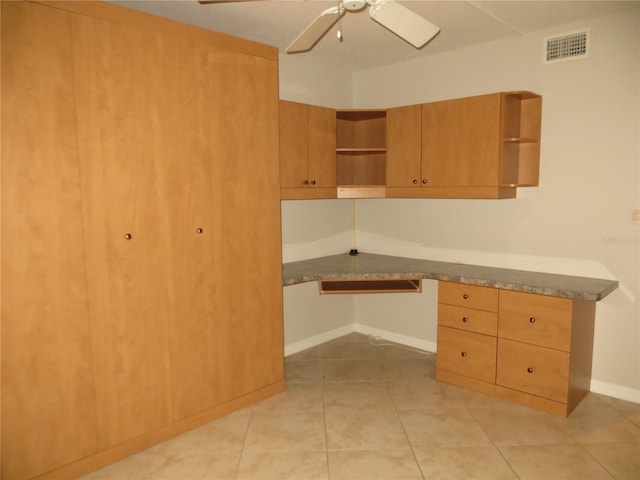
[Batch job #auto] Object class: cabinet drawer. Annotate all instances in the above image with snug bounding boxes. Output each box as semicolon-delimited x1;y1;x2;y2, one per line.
438;303;498;336
437;326;496;384
499;290;572;351
438;281;498;312
496;338;569;403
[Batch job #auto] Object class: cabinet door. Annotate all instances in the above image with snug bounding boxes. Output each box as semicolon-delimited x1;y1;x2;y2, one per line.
280;100;308;188
386;104;422;187
1;3;99;478
422;94;501;186
72;14;174;449
307;104;336;188
160;42;234;420
224;53;284;396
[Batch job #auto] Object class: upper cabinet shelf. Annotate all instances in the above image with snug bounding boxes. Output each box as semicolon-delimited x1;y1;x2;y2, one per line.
279;91;542;200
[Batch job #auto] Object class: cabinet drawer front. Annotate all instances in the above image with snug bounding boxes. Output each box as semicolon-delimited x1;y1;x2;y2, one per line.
499;290;572;351
438;281;498;312
496;339;569;403
437;326;496;384
439;304;498;336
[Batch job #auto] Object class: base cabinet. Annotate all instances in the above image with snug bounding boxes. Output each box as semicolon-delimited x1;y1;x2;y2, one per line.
436;281;596;417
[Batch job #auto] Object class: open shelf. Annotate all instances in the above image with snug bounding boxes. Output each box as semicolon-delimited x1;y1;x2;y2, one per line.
319;278;422;294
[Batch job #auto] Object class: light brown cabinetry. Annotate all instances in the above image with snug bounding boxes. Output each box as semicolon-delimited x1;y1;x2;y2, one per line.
386;104;423;188
1;4;100;478
436;282;596;416
2;2;283;479
336;110;387;198
436;282;499;396
280;100;336;199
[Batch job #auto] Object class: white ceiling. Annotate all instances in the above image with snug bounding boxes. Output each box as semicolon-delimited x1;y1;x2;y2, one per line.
111;0;638;70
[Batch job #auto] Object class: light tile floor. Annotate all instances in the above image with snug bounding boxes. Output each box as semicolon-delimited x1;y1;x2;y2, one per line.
82;333;640;479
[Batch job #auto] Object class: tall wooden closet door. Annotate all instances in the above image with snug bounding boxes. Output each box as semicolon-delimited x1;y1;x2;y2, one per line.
1;3;99;478
160;40;234;420
71;14;174;449
224;53;284;396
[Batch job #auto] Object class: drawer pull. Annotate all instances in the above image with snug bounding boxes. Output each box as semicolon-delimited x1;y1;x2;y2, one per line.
124;233;132;240
529;317;536;323
462;317;469;323
462;293;469;299
461;351;467;358
527;367;534;373
196;227;204;234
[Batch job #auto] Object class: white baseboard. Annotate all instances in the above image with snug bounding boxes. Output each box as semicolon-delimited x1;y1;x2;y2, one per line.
353;323;437;353
284;325;356;357
590;379;640;404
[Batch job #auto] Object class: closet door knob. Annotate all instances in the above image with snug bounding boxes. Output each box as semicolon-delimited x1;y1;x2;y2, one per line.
124;233;132;240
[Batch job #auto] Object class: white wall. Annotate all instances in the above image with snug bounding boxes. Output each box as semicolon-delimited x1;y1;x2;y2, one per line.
352;10;640;401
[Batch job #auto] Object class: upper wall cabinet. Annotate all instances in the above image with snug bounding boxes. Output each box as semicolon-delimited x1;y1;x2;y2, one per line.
280;100;336;200
387;92;542;199
281;91;542;201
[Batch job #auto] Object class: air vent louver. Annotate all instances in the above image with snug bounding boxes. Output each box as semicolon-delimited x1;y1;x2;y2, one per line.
544;29;590;64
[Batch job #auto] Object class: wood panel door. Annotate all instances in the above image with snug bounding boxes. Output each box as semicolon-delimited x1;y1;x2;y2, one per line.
386;104;422;187
1;3;99;478
224;53;284;397
307;104;336;188
71;13;175;449
159;39;234;420
280;100;308;188
422;94;501;187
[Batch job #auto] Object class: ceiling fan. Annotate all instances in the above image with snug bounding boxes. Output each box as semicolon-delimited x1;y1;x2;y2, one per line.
199;0;440;53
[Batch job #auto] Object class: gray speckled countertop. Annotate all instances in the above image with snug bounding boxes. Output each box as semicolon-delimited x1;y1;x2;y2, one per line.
282;253;618;301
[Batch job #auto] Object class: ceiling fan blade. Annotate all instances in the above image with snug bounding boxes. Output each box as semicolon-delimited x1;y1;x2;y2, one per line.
286;6;345;53
368;0;440;48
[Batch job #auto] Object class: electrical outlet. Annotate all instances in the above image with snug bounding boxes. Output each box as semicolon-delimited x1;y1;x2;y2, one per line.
632;208;640;224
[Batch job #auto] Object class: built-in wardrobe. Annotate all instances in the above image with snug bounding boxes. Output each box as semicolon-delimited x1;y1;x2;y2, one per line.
1;2;284;478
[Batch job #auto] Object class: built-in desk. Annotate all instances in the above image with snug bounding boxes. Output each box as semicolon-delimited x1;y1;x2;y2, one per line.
282;253;618;416
282;252;618;300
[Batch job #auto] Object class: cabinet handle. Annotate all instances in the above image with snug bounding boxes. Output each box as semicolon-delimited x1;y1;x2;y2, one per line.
310;180;316;185
462;293;469;299
527;367;534;373
462;317;469;323
196;227;204;234
422;179;428;184
124;233;132;240
529;317;536;323
460;351;467;358
412;179;418;185
303;180;309;185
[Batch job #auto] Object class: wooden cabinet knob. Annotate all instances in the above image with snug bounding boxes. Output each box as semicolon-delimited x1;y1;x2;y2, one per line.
529;317;536;323
460;351;467;358
462;317;469;323
310;180;316;185
303;180;309;185
462;293;469;299
527;367;534;373
412;179;418;185
196;227;204;234
124;233;132;240
422;179;427;184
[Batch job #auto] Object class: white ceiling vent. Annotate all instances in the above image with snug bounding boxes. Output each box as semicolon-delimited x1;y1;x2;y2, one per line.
543;28;590;64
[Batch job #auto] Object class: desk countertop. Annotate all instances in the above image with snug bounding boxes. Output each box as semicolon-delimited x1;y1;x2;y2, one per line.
282;253;618;301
